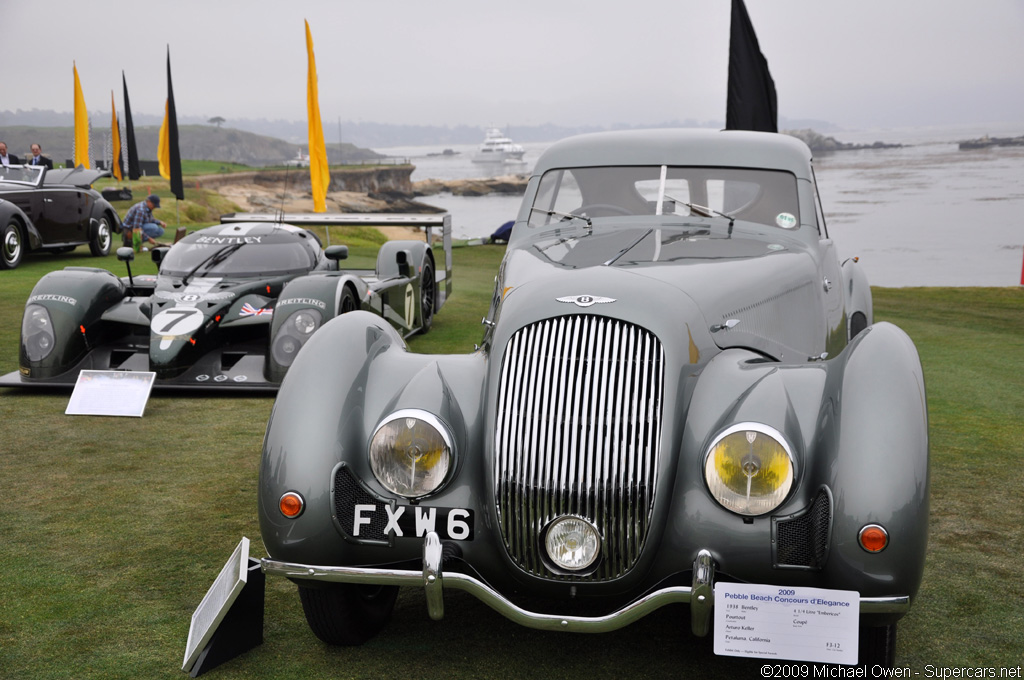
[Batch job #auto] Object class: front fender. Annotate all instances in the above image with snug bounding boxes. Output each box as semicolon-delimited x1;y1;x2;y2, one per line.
20;267;125;378
267;273;367;382
259;311;487;566
674;322;927;605
825;322;929;602
1;200;43;250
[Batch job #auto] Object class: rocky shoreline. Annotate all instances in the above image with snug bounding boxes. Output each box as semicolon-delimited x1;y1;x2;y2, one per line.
784;129;902;152
957;135;1024;150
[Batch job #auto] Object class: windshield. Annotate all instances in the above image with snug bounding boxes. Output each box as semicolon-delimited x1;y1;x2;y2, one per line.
528;165;800;230
0;164;44;187
159;241;317;278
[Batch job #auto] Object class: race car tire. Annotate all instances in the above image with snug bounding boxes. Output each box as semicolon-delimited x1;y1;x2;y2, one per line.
89;215;113;257
1;219;24;270
339;285;358;314
420;258;435;332
297;583;399;646
858;623;896;667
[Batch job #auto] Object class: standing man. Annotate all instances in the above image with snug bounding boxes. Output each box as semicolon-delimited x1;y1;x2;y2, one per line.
28;144;53;169
122;194;167;251
0;141;19;166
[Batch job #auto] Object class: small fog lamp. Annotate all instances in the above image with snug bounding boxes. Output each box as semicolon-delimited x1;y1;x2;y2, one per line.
279;491;305;518
859;524;888;553
545;516;601;571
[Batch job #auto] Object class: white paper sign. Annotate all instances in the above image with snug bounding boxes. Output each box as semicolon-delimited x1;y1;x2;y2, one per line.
714;582;859;665
66;370;157;417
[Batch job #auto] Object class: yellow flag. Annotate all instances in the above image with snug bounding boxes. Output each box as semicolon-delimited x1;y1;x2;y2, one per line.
158;99;170;180
73;63;90;169
305;20;330;213
110;91;123;181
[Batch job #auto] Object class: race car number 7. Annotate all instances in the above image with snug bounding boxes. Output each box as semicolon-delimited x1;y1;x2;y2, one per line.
151;307;205;337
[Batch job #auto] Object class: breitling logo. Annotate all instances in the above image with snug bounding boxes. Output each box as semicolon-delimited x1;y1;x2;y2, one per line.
556;295;616;308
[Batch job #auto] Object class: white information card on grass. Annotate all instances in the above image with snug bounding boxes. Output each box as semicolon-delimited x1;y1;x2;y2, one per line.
66;370;157;417
714;582;859;665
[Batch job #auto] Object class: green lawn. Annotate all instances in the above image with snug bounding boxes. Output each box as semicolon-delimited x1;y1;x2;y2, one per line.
0;245;1021;678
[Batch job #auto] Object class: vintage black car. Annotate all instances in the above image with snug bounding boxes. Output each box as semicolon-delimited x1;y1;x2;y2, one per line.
2;214;451;390
0;165;120;269
256;129;928;666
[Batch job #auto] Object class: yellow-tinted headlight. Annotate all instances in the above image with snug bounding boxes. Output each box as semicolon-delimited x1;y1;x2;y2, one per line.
703;423;794;516
369;410;452;498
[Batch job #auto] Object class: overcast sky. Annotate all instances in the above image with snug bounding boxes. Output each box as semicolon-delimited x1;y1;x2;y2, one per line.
4;0;1023;131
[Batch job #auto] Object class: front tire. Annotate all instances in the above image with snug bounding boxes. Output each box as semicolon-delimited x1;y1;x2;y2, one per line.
297;583;399;646
89;216;112;257
339;285;358;314
858;623;896;666
419;258;435;332
1;220;24;270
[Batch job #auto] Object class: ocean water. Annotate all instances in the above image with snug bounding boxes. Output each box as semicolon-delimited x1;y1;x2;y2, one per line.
377;122;1024;287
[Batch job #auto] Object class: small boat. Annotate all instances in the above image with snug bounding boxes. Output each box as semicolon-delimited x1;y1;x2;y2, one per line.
472;128;525;164
284;150;311;167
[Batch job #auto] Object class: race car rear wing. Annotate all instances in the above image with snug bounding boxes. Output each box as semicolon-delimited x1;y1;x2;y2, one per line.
220;212;453;311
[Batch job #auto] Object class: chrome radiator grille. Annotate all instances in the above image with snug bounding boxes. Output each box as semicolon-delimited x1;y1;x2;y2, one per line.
494;315;665;580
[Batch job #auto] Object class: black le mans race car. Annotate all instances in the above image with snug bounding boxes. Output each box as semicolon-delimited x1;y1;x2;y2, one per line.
1;213;451;390
0;165;120;269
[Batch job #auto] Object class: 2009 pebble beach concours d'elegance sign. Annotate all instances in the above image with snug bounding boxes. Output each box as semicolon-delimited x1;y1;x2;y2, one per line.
714;583;859;664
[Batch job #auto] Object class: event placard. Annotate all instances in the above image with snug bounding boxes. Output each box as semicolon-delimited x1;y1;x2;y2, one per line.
65;370;157;417
714;582;859;665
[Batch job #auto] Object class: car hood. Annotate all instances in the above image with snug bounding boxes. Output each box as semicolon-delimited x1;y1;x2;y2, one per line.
497;233;824;362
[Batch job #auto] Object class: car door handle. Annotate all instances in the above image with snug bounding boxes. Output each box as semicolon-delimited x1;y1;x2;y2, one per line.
44;198;54;203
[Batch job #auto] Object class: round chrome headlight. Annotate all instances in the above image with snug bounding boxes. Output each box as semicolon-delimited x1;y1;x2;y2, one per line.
703;423;795;516
23;304;56;362
545;516;601;571
369;410;452;498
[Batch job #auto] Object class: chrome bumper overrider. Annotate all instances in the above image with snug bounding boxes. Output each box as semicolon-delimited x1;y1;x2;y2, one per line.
261;532;910;636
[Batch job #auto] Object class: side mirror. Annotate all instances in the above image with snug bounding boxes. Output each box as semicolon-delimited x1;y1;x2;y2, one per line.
151;247;170;264
116;246;135;262
325;245;349;261
396;250;411;278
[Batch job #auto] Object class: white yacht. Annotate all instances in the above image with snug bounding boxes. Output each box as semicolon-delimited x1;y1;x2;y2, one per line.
471;128;526;163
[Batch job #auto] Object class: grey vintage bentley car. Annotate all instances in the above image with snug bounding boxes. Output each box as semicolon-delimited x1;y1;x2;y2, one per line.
257;129;929;665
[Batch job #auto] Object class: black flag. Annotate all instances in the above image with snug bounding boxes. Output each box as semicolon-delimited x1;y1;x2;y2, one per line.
122;72;141;180
725;0;778;133
164;47;184;200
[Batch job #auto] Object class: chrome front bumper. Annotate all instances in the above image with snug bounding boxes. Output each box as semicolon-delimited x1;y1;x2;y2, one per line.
261;532;910;637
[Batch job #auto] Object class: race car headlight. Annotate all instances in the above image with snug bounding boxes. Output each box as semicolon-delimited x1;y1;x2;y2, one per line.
703;423;795;516
23;304;56;362
293;311;318;334
271;308;323;366
369;410;452;498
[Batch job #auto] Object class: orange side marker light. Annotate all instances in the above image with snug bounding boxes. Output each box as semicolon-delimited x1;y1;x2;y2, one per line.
859;524;889;553
279;492;304;518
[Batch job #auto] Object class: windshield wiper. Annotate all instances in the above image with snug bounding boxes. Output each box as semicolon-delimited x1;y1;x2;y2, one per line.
529;206;592;228
664;194;736;233
603;229;653;266
182;243;244;285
